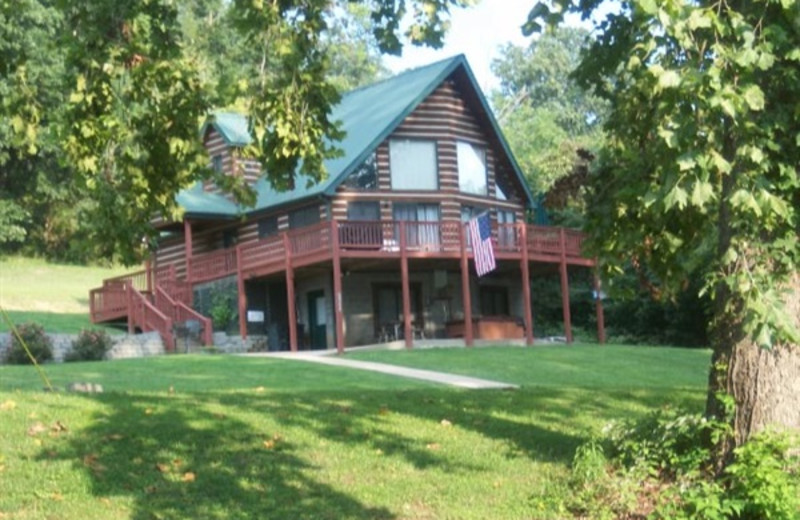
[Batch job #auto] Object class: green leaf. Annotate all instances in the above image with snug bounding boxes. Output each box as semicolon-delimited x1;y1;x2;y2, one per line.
742;85;765;111
690;181;714;207
664;185;688;210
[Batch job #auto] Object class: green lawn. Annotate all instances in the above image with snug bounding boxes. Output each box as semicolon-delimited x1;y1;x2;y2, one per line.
0;256;130;333
0;347;710;519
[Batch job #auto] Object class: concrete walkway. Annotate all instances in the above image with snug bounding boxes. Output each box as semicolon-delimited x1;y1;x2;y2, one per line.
253;352;518;390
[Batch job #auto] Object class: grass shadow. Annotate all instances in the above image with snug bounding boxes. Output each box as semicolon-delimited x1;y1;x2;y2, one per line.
40;392;394;520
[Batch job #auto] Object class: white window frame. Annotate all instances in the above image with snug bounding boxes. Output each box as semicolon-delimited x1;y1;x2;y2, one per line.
390;139;438;191
457;141;488;196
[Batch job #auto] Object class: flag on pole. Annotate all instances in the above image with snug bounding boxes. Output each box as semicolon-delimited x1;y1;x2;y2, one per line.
468;212;496;277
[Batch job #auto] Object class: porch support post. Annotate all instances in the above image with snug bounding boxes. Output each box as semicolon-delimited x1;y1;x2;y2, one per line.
126;282;134;335
236;244;247;339
593;272;606;344
559;228;573;343
459;222;474;346
399;221;412;348
284;232;298;352
145;257;153;293
184;218;193;283
331;220;345;354
520;224;534;345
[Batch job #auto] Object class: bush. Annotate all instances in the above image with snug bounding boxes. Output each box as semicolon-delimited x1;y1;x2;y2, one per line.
567;410;800;520
65;329;113;362
5;322;53;364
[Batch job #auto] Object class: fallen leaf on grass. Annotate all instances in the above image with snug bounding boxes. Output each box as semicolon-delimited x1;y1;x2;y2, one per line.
144;408;154;415
0;400;16;411
426;443;441;450
172;458;183;468
104;433;124;441
181;472;196;482
51;421;68;433
83;454;106;474
51;492;64;501
155;463;170;473
27;422;47;436
439;419;452;427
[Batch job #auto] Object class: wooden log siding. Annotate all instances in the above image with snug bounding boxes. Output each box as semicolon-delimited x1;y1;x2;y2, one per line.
203;128;231;193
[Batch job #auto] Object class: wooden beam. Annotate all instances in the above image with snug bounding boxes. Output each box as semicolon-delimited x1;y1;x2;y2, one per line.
459;222;474;346
236;243;247;339
559;228;573;343
284;232;298;352
520;224;534;345
399;222;412;349
594;272;606;344
184;219;193;283
331;221;345;354
145;257;153;294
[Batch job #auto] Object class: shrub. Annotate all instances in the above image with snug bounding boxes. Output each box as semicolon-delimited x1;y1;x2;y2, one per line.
5;322;53;364
65;329;113;362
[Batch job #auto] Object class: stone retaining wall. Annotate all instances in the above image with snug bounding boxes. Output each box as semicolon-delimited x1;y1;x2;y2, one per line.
0;332;166;363
0;331;271;363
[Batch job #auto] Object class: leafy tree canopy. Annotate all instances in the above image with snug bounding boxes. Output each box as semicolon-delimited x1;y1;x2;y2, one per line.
1;0;471;263
527;0;800;456
491;27;607;201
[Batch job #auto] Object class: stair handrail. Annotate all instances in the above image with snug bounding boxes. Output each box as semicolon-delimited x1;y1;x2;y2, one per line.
154;285;213;346
127;283;175;352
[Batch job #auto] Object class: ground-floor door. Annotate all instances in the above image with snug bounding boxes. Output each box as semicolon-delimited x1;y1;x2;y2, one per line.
307;290;327;350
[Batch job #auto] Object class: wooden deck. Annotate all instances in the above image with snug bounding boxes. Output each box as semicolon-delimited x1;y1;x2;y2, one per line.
90;220;597;351
188;221;592;284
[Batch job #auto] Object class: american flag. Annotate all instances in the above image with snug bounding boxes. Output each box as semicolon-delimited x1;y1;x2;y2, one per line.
468;213;496;277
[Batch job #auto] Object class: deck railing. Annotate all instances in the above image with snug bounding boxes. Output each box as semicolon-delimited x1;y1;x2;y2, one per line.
191;248;237;283
154;286;213;346
92;220;590;342
128;284;175;351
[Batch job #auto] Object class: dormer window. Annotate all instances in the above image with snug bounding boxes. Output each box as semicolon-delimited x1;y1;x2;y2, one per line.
457;141;487;196
390;139;437;190
212;154;223;173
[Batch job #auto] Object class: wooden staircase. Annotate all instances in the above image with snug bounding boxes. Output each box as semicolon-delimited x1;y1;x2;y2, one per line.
89;266;212;351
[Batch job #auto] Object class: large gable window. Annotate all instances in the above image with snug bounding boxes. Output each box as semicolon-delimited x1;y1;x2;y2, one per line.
457;141;487;195
390;140;437;190
343;152;377;191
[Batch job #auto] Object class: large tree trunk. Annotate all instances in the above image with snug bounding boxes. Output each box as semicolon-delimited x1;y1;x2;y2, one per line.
706;272;800;468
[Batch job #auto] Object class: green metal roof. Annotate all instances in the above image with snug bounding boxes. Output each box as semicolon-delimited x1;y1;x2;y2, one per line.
182;54;535;218
200;112;252;147
177;182;239;218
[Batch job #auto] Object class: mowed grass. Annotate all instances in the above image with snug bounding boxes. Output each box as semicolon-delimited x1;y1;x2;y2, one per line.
0;256;130;333
0;346;710;519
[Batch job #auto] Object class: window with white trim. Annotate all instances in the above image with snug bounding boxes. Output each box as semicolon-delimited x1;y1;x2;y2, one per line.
457;141;487;195
390;140;437;190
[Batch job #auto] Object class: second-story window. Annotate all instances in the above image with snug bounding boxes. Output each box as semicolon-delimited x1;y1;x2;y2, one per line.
389;139;437;191
343;153;378;191
347;201;380;221
289;206;321;229
212;154;223;173
257;216;279;239
457;141;487;195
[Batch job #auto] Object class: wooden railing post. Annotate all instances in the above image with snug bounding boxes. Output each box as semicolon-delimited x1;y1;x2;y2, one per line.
459;222;474;347
126;282;134;335
399;221;412;348
331;220;345;353
284;232;298;352
184;219;193;283
236;243;247;340
559;228;573;343
520;224;534;346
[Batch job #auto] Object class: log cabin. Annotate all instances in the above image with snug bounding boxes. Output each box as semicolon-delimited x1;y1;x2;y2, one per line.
89;55;605;352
